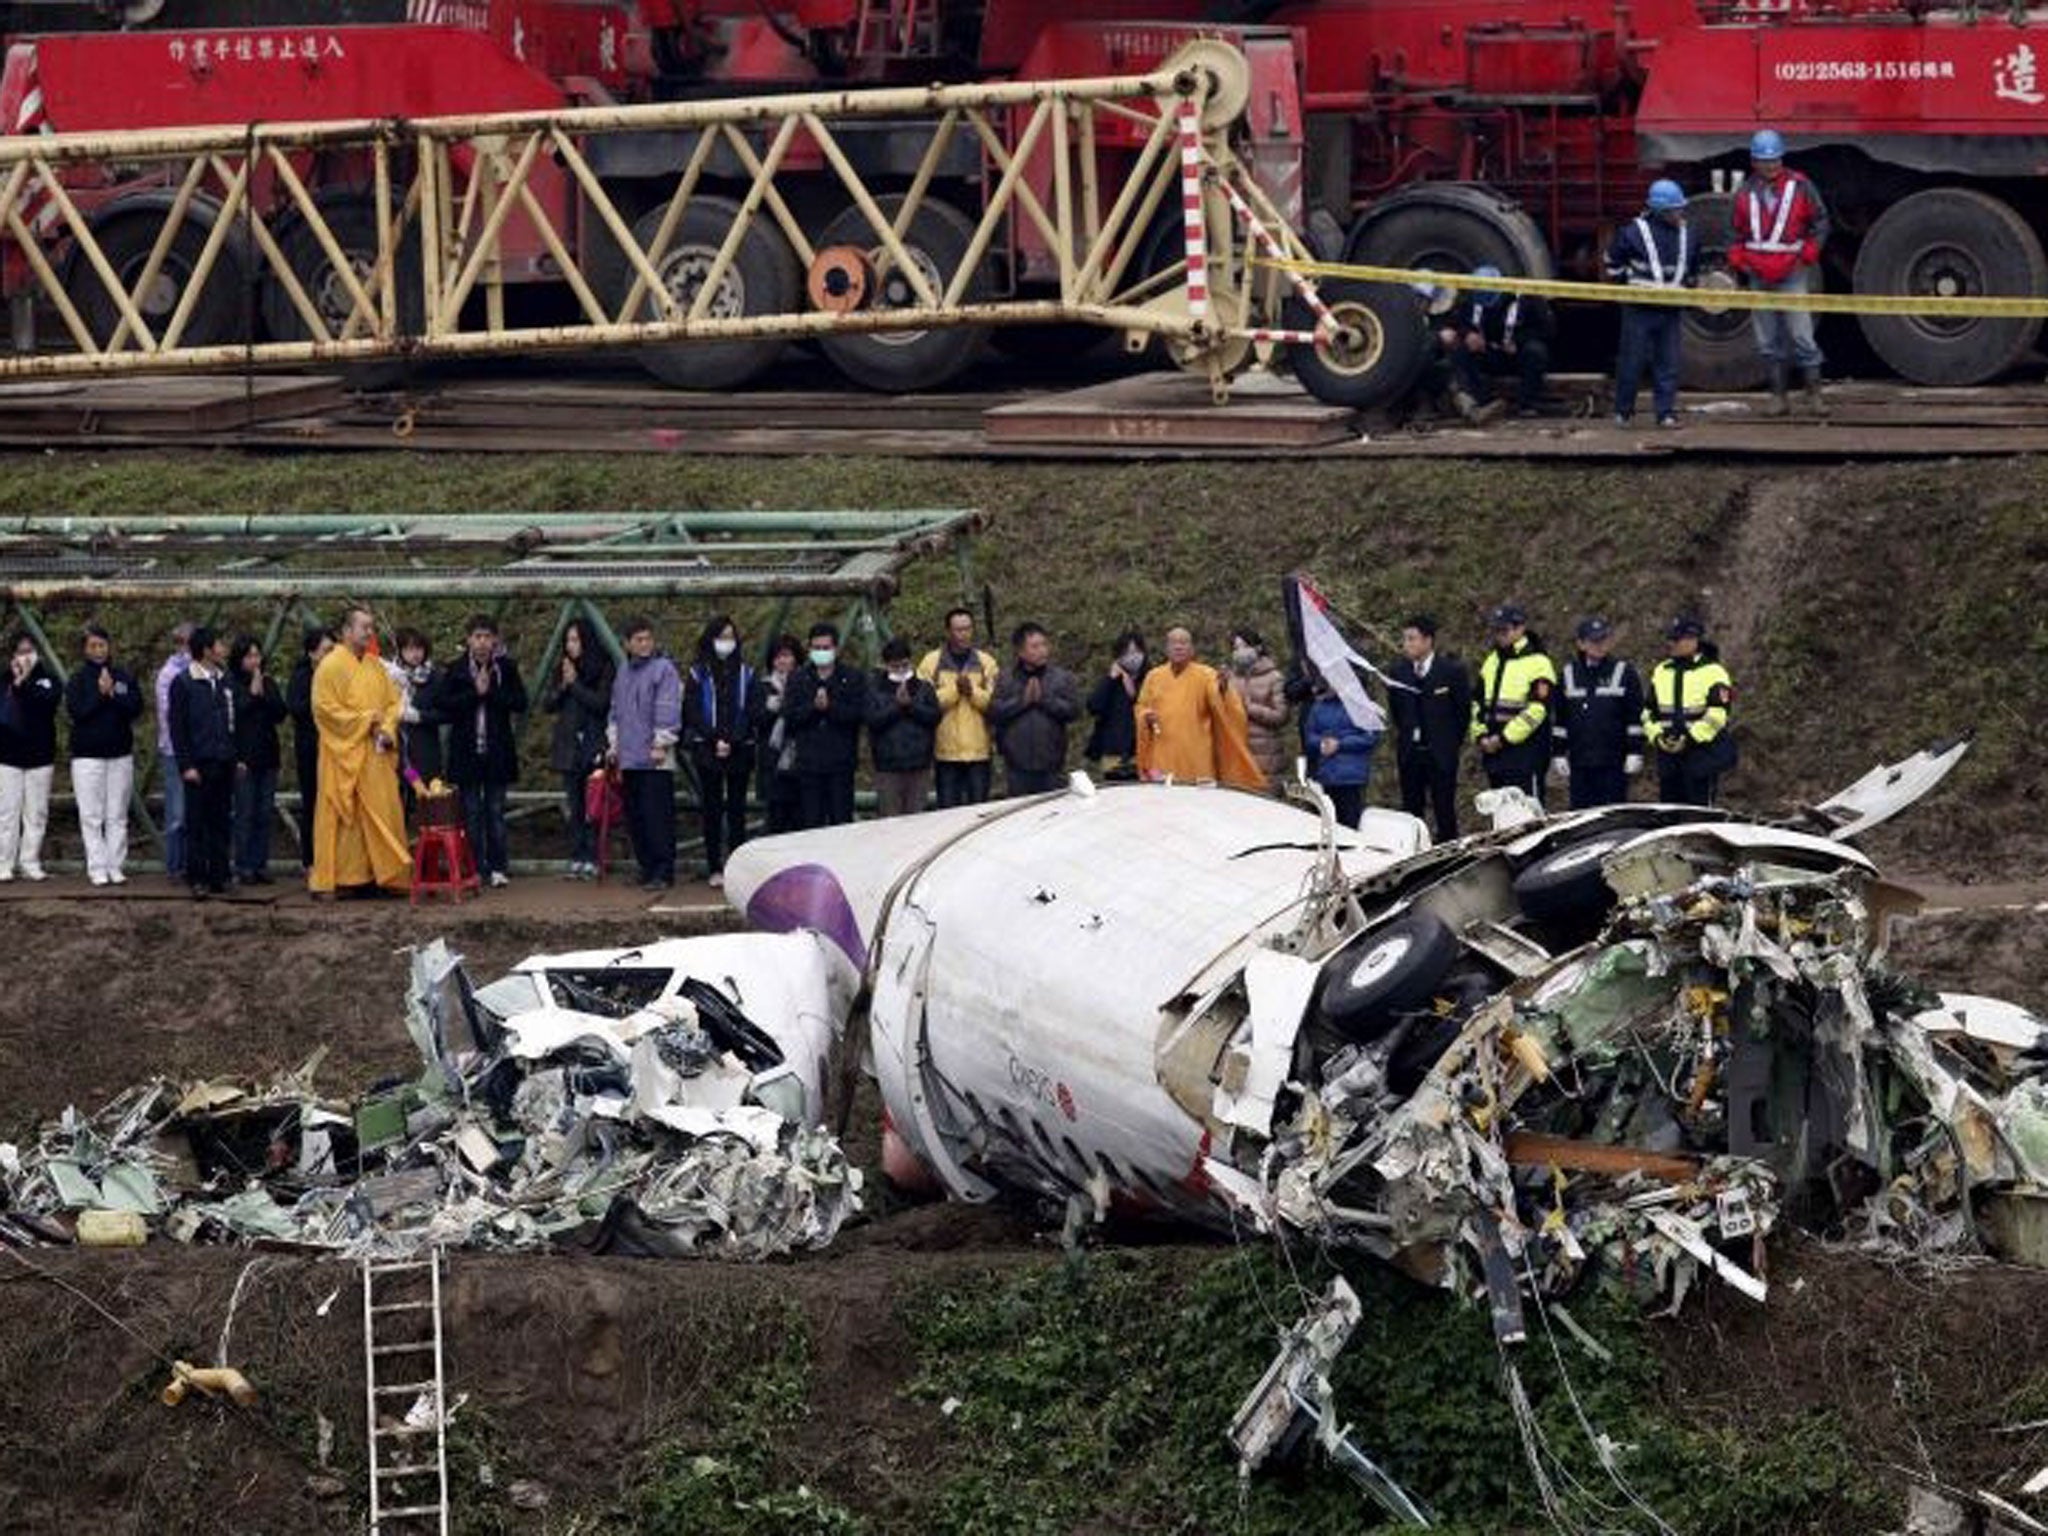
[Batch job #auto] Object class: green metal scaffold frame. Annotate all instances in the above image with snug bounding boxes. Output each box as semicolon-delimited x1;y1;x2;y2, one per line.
0;507;985;869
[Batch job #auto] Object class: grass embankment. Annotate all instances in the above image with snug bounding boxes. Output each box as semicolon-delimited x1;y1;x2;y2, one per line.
2;451;2041;874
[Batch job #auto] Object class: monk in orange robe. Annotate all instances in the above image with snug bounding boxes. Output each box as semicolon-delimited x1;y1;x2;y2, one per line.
309;604;411;894
1134;627;1266;790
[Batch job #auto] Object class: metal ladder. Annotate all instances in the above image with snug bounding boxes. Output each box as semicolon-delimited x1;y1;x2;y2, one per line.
360;1251;452;1535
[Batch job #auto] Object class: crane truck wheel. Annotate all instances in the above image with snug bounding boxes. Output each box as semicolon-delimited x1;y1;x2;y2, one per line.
1343;183;1554;286
1676;191;1771;391
1285;279;1428;409
619;195;800;391
816;196;989;392
261;199;423;390
66;209;247;352
1853;187;2047;386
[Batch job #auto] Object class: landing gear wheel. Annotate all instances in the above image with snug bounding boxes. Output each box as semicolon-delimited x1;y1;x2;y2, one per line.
260;198;423;390
1512;832;1630;925
1853;187;2047;385
1314;910;1461;1042
817;196;988;392
1343;183;1555;284
1286;279;1428;409
67;211;247;351
620;194;800;391
1678;191;1770;391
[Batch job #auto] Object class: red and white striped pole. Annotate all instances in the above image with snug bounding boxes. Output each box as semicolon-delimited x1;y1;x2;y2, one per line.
1174;96;1209;323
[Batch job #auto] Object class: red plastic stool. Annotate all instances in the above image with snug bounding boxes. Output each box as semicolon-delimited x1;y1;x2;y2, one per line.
410;823;480;904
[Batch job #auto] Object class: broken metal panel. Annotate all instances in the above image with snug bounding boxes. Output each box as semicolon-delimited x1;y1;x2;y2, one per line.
0;934;862;1260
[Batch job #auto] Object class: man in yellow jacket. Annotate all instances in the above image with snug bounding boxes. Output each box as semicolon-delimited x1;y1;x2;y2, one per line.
917;607;1000;808
1470;604;1557;803
1644;615;1736;806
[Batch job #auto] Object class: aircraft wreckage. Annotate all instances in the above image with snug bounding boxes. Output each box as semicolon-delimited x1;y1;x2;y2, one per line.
6;739;2048;1521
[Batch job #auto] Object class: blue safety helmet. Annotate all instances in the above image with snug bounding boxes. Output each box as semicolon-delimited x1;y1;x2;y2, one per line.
1647;179;1688;212
1471;263;1505;306
1750;127;1785;161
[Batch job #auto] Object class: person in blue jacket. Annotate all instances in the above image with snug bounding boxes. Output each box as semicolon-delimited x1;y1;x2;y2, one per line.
1304;679;1381;829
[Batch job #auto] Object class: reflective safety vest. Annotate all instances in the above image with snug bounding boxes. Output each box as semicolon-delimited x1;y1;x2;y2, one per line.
1470;638;1557;746
1628;217;1689;288
1738;173;1820;254
1644;655;1734;748
1735;172;1823;284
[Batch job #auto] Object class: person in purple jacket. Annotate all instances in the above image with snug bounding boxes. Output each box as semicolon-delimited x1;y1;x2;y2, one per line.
606;615;683;891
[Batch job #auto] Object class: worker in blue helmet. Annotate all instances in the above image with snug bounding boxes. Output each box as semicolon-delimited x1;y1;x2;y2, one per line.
1604;179;1693;428
1727;126;1832;418
1437;262;1556;422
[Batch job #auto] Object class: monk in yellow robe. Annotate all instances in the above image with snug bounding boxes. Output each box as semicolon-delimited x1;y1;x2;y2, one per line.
1135;627;1267;790
309;604;411;894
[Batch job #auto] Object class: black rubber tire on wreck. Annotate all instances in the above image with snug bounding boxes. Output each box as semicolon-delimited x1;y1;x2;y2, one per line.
1314;909;1461;1042
1512;832;1630;925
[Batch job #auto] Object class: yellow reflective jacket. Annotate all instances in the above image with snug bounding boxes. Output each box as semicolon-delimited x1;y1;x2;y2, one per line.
1470;638;1558;746
1645;652;1734;750
917;646;1001;762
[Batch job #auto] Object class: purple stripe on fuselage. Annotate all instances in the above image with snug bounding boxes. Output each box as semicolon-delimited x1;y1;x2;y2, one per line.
743;863;869;973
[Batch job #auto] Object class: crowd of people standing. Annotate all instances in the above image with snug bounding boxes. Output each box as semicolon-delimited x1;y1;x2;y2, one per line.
0;596;1736;895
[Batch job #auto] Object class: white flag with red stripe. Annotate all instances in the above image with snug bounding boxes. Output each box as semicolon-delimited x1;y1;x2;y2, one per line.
1284;573;1398;733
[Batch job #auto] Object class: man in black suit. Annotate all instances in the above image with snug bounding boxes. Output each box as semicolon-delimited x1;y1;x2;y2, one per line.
1387;613;1470;842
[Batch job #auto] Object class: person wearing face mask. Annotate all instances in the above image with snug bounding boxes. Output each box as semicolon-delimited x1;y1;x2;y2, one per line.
917;606;1000;809
392;628;446;801
990;622;1081;797
865;636;942;816
544;618;615;880
1224;627;1289;792
0;630;63;882
754;635;805;834
435;615;528;889
684;614;764;886
1085;629;1148;781
65;624;144;886
785;622;869;829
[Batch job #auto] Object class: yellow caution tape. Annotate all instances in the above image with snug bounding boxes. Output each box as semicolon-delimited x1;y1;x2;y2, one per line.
1253;256;2048;319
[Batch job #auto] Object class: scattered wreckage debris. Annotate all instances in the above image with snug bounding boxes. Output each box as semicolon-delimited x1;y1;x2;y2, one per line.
0;935;861;1260
720;741;2048;1511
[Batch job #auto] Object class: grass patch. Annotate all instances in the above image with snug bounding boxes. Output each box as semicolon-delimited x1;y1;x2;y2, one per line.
896;1246;1883;1535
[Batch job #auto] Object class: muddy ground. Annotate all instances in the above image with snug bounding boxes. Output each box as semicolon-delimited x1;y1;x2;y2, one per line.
1;890;2044;1532
2;450;2047;1530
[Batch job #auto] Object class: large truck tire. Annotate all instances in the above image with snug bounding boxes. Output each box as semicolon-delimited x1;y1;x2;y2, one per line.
1677;191;1771;391
67;210;248;352
817;196;988;392
1853;187;2046;386
261;198;422;390
1286;279;1429;408
620;194;800;391
1344;183;1555;288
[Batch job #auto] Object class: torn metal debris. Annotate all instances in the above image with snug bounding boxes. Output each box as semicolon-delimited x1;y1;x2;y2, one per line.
0;934;861;1260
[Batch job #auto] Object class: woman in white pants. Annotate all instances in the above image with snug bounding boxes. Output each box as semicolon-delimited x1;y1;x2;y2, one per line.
65;624;145;885
0;631;63;881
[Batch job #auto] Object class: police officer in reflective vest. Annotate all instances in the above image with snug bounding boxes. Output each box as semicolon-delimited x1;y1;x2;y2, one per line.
1549;616;1644;810
1606;179;1691;428
1727;128;1830;419
1645;616;1736;806
1470;604;1557;803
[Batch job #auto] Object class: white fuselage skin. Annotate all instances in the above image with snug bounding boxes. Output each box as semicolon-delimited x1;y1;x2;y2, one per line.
721;784;1425;1219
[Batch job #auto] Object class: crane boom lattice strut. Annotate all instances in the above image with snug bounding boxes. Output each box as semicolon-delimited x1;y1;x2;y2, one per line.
0;42;1335;400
